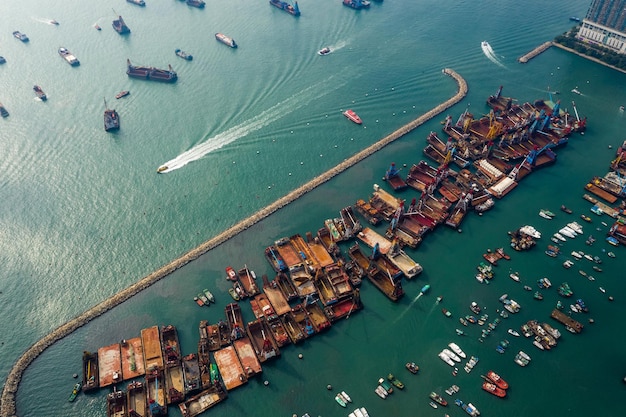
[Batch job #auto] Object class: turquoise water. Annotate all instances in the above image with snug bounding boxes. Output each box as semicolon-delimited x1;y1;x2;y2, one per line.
2;0;626;416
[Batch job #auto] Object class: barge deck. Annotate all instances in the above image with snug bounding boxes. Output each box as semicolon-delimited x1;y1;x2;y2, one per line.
98;343;122;387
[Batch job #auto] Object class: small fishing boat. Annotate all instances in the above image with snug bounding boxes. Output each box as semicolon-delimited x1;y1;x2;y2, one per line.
203;289;215;303
115;90;130;99
335;393;347;407
228;287;240;301
68;382;81;402
193;296;204;306
442;308;452;317
405;362;419;374
580;214;592;222
33;85;47;101
226;266;237;281
318;47;331;56
561;205;573;214
507;328;520;337
509;271;520;282
387;373;404;389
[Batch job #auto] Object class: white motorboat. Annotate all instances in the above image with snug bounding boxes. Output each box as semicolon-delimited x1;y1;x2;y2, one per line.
507;328;520;337
442;348;461;362
438;351;456;367
448;342;467;359
559;227;577;238
599;286;606;293
563;259;574;268
571;251;583;259
509;271;520;282
553;233;567;241
567;222;583;234
374;385;388;399
583;253;594;261
341;391;352;403
538;210;553;219
519;225;541;238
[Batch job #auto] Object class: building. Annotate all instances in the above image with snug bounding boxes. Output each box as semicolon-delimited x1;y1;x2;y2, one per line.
576;0;626;53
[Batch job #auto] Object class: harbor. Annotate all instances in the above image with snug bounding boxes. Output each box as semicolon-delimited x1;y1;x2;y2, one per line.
0;70;467;416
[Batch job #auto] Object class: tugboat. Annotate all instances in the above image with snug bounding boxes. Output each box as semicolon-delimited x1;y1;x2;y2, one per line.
103;99;120;132
343;109;362;124
33;85;47;101
68;382;81;402
175;49;193;61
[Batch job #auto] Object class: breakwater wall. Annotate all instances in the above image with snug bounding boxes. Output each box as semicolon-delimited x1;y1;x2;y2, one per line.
518;41;553;63
0;68;467;417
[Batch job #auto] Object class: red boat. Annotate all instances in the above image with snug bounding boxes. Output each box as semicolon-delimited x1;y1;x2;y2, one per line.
225;266;237;281
485;370;509;390
343;109;362;124
482;381;506;398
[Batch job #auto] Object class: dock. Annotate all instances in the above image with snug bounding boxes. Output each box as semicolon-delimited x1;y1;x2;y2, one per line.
518;41;553;63
141;325;164;370
213;346;246;390
582;194;621;218
97;343;122;387
550;308;584;333
120;337;145;380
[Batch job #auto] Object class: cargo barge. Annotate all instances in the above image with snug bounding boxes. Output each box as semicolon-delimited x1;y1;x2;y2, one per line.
126;59;177;83
215;33;237;48
246;318;280;362
120;337;145;380
179;383;228;417
106;389;127;417
126;381;147;417
269;0;300;16
82;351;99;392
98;342;122;387
141;325;164;370
182;353;201;396
213;346;247;390
161;325;184;404
145;368;168;416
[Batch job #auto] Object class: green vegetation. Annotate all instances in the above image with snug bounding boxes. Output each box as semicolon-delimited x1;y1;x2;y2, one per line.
554;29;626;71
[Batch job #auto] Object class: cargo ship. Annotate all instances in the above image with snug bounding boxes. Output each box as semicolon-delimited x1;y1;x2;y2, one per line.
215;33;237;48
161;325;185;404
269;0;300;16
104;99;120;132
112;15;131;34
126;59;177;83
58;47;80;66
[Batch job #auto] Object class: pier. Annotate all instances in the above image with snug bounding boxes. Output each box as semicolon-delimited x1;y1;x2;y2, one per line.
518;41;553;63
0;69;467;417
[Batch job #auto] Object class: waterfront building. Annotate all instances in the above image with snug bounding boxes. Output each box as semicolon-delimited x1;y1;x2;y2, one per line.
577;0;626;53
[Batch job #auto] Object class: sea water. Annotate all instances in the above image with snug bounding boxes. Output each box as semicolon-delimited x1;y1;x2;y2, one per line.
1;0;626;416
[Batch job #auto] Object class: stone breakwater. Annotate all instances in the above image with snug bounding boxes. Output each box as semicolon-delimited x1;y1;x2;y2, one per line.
518;41;553;63
0;68;467;417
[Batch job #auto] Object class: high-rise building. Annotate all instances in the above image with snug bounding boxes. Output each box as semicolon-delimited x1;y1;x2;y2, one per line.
577;0;626;53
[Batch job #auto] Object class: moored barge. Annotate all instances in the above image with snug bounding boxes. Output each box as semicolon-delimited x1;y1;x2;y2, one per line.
120;337;145;381
269;0;301;16
179;383;228;417
82;351;99;392
213;346;247;390
141;325;164;370
551;308;583;333
246;318;280;362
161;325;184;404
98;342;122;387
215;33;237;48
127;380;147;417
106;389;127;417
126;59;177;83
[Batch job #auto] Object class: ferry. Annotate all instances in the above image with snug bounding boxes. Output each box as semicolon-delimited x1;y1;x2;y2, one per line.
270;0;301;16
58;47;80;66
215;33;237;48
343;109;362;124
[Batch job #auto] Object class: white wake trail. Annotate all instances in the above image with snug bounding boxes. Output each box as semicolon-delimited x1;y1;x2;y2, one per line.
481;41;505;68
158;78;336;173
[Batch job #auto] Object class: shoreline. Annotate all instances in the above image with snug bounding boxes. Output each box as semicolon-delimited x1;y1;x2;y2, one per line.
551;42;626;75
0;69;467;417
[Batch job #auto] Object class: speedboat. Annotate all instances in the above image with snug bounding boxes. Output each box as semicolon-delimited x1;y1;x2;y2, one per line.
571;87;581;95
508;328;520;337
442;348;461;362
553;233;566;241
317;47;331;56
567;222;583;234
157;165;168;173
438;351;456;367
571;251;583;259
509;271;520;282
559;227;576;238
538;209;553;219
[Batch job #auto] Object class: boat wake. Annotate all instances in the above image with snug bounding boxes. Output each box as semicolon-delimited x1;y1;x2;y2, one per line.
328;40;348;52
481;41;505;68
393;292;424;323
158;77;337;173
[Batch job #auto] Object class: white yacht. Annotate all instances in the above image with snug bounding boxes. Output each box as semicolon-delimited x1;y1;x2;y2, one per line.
448;342;467;359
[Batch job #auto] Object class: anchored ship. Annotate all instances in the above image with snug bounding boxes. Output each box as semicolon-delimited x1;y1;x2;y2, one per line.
126;59;177;83
215;33;237;48
269;0;300;16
